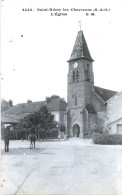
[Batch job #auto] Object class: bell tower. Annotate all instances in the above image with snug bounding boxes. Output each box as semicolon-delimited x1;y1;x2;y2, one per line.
67;30;94;137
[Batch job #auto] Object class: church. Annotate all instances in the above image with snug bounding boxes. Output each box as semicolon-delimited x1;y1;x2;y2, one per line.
66;30;117;138
2;29;119;138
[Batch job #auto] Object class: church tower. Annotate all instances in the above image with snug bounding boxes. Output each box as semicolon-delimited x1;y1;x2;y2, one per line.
67;30;95;138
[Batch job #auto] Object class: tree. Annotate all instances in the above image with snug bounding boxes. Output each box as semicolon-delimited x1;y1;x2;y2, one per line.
46;94;60;103
18;105;58;139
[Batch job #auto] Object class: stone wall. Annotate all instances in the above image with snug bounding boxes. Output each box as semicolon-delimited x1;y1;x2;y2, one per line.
106;92;122;134
67;108;83;137
97;111;106;131
107;119;122;134
106;92;122;125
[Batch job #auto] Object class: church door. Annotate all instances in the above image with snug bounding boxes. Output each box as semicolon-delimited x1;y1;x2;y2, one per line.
73;124;80;137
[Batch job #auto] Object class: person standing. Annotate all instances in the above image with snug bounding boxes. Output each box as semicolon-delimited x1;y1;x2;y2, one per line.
4;130;10;152
58;131;61;140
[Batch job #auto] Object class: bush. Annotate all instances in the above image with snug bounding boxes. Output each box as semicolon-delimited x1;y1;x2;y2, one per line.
47;128;58;138
39;128;58;139
91;129;103;134
92;133;122;145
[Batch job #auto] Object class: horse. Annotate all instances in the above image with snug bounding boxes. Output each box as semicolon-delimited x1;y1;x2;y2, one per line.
28;133;37;149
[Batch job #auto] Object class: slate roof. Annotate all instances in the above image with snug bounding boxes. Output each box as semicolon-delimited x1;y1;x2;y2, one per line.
68;31;93;62
94;86;118;102
3;101;46;115
3;99;67;117
1;114;20;124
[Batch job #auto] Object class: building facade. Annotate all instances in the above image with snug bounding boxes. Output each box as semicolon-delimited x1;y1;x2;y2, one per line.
106;91;122;134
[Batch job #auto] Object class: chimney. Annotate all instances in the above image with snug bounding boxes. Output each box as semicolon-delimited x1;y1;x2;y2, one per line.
27;99;32;104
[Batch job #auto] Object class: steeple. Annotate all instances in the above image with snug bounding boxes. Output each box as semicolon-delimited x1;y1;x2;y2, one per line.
68;31;94;62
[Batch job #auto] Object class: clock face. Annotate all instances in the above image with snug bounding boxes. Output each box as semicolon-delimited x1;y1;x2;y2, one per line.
73;62;78;69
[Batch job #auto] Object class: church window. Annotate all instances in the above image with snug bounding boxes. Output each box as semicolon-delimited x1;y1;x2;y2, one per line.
85;64;90;81
73;71;75;82
76;70;79;81
73;71;79;82
75;97;77;106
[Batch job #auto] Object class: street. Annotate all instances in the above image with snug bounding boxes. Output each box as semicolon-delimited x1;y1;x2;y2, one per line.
1;138;122;195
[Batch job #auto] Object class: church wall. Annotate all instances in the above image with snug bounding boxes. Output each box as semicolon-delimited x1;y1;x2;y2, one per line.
67;110;71;136
68;60;86;83
82;110;89;136
85;82;94;105
67;108;83;137
68;59;94;108
60;110;65;124
92;92;106;112
67;81;85;109
96;111;106;131
82;111;97;137
91;92;106;131
89;113;97;132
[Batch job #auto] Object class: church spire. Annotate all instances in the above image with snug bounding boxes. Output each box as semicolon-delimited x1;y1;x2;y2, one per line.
68;30;94;62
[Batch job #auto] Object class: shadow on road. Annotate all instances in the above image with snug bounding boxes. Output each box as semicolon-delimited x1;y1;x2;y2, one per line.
1;147;46;155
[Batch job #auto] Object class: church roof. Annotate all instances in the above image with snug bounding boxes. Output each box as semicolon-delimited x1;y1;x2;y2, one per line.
94;86;118;102
68;31;93;62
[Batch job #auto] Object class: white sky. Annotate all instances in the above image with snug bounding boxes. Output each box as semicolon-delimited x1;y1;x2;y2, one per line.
1;0;122;105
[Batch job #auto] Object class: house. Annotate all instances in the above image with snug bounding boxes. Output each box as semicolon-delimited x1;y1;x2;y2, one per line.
105;91;122;134
2;97;67;128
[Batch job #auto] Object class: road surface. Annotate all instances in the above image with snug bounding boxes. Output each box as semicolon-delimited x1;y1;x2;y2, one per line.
1;138;122;195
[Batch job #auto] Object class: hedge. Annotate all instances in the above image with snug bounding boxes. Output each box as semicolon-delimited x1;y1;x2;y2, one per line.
39;128;58;139
92;133;122;145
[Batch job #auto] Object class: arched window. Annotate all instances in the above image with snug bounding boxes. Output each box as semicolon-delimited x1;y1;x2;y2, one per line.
73;71;79;82
85;64;90;81
73;71;75;82
76;70;79;82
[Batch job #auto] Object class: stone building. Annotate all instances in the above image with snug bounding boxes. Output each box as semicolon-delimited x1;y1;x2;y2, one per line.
66;30;117;138
2;97;67;128
105;91;122;134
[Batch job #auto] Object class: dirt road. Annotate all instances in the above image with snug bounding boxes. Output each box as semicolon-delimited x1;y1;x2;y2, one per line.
1;139;122;195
